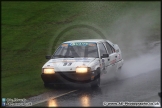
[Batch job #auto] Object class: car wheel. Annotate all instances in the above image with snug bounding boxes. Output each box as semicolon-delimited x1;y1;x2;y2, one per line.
118;66;122;69
113;67;120;81
91;73;100;88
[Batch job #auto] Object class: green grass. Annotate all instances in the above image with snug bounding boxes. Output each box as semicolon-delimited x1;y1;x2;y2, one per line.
2;1;160;98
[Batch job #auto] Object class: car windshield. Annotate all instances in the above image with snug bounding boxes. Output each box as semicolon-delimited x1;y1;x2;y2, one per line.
52;42;99;58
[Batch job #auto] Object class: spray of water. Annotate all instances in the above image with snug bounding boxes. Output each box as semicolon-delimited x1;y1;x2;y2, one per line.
83;2;161;79
50;2;160;80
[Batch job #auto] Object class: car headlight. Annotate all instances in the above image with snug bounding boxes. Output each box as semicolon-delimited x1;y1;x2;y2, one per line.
43;68;55;74
76;67;91;73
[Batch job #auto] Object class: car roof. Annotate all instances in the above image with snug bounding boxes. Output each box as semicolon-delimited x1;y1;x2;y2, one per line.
63;39;111;43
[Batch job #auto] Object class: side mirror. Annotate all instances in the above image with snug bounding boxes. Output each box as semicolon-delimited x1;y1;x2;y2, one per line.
45;55;51;59
101;54;109;58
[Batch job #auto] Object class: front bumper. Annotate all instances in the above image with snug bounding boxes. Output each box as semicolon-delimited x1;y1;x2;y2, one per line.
41;71;95;84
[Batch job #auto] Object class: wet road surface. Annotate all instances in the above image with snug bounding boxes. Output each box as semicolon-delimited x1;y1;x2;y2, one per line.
33;68;161;107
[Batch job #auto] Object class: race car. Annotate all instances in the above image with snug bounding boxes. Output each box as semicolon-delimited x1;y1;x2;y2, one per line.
41;39;124;88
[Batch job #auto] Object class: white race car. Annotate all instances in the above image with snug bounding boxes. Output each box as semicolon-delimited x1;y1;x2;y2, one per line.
41;39;124;88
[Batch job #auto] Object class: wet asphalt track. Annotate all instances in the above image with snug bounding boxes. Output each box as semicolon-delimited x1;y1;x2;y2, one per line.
28;42;161;107
33;69;161;107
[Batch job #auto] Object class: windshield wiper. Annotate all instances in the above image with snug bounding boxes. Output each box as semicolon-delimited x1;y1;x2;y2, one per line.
53;55;64;58
64;55;74;58
53;55;74;58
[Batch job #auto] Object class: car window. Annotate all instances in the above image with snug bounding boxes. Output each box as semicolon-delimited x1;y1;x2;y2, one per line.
104;42;114;54
53;42;99;58
110;45;115;53
98;43;107;57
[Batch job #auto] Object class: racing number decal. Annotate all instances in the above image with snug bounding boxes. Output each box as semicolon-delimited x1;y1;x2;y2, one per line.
63;62;72;66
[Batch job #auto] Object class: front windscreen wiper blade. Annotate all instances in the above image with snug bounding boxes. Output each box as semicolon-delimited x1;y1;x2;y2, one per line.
53;55;74;58
64;55;74;58
53;55;64;58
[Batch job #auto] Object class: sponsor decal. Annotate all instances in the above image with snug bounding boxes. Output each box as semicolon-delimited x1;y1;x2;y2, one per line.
61;42;97;47
111;59;116;64
69;42;88;46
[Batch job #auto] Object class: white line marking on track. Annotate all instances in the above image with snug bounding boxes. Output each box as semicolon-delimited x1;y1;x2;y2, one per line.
29;90;77;106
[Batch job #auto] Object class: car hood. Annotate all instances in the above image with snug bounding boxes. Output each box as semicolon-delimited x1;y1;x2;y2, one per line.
42;58;96;72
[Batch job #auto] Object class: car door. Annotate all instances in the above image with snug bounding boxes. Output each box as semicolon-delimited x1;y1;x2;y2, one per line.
103;42;118;74
98;43;109;75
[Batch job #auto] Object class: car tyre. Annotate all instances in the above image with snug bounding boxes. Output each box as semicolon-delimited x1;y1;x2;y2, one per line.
118;66;122;69
113;67;119;81
114;66;123;81
91;73;100;88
